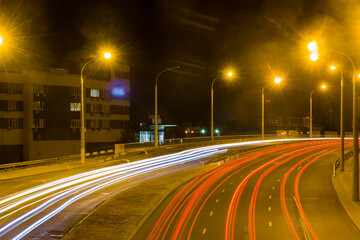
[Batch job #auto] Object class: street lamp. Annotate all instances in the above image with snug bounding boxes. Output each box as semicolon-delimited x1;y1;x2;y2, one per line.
309;84;326;138
154;66;180;147
262;77;281;139
0;36;3;46
330;65;344;171
80;52;112;164
308;41;359;201
211;71;233;142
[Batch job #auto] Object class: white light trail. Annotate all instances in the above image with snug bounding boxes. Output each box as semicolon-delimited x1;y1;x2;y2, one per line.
0;138;335;239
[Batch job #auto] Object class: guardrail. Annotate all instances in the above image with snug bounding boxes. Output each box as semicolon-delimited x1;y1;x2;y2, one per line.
333;151;353;177
0;149;115;172
0;134;309;172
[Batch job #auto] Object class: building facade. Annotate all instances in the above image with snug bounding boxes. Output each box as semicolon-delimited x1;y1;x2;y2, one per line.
0;65;130;164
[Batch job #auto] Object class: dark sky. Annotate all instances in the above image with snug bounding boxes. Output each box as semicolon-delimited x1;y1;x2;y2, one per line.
1;0;359;133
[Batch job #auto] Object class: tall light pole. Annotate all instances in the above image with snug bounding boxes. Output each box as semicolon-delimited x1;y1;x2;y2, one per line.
309;84;326;138
211;71;233;142
80;52;112;164
330;65;344;171
308;41;358;200
154;66;180;147
262;77;281;139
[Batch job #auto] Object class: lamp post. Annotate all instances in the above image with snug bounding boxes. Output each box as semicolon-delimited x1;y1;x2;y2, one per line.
330;65;344;171
262;77;281;139
211;72;233;142
309;84;326;138
154;66;180;147
80;52;112;165
308;41;358;200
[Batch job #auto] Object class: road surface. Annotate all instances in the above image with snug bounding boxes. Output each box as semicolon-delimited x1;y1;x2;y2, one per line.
0;138;311;239
134;139;360;240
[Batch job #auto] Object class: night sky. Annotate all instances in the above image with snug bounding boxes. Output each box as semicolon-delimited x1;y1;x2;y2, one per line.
1;0;359;133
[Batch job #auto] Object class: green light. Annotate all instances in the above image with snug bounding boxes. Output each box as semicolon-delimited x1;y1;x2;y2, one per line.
201;129;206;134
215;129;219;134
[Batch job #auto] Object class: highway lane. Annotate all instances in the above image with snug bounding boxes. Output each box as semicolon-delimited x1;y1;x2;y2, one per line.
134;139;360;240
0;138;314;239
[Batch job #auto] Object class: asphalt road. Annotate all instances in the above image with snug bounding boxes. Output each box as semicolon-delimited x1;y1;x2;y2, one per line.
133;139;360;240
0;138;300;240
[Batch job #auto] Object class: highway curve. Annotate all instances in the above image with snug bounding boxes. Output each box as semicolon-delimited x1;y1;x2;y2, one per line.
133;139;360;240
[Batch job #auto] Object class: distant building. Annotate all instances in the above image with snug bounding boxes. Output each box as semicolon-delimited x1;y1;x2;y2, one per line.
0;65;130;164
138;115;177;144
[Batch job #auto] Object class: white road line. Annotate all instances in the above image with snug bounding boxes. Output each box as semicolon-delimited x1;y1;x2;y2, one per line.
268;207;271;211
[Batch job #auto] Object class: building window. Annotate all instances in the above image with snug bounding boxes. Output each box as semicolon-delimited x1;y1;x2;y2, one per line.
90;103;101;113
71;87;81;98
33;84;45;95
89;119;101;129
8;118;23;129
70;102;81;111
70;119;80;128
100;104;110;115
102;119;110;129
33;101;46;111
8;100;23;111
8;83;23;94
33;118;45;128
90;89;100;98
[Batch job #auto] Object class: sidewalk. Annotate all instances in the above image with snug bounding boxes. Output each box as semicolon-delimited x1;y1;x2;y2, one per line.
332;157;360;230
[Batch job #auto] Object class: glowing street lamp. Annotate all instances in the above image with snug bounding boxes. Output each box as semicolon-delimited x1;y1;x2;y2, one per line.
307;41;318;52
0;36;3;46
262;77;282;139
104;52;111;59
154;66;180;147
80;52;112;164
330;65;344;171
309;84;327;138
211;71;233;142
310;52;319;61
307;41;359;200
307;41;319;61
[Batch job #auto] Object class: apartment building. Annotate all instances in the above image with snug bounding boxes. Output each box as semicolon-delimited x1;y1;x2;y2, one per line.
0;65;130;164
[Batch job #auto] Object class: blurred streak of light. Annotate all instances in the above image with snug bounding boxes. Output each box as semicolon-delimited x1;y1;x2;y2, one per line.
146;140;339;239
1;148;225;238
247;143;341;240
0;138;338;239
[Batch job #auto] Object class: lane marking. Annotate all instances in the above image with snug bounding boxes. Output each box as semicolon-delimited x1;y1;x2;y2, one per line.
202;228;207;234
268;207;271;211
272;186;275;190
222;189;226;193
269;195;272;199
231;181;234;184
269;221;272;227
216;199;219;203
277;179;280;182
209;211;214;216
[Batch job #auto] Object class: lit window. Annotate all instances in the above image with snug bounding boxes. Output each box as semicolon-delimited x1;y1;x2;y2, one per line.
90;89;100;98
70;102;81;111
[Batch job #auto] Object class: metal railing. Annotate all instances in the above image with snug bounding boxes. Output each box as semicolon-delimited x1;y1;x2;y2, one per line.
0;134;308;172
333;150;353;177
